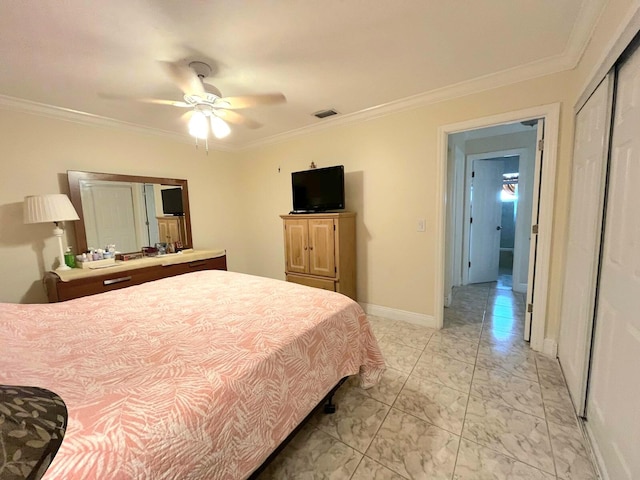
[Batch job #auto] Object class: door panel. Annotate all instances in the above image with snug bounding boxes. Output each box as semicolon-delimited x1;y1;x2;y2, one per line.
468;160;503;284
524;120;545;341
558;74;613;416
587;48;640;480
308;219;335;277
285;220;308;274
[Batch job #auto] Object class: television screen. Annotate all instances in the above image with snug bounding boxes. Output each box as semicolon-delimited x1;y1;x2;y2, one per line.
161;188;184;216
292;165;345;213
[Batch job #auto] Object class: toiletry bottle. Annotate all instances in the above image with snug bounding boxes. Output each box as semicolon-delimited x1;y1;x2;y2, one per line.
64;247;76;268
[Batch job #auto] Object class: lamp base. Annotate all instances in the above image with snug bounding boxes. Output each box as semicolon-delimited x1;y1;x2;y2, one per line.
53;223;71;271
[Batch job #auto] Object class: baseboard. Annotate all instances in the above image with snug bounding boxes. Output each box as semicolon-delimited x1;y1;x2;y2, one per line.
358;302;436;328
542;338;558;357
583;421;609;480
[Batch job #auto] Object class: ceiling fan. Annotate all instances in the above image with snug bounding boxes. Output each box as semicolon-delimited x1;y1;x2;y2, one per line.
109;61;286;143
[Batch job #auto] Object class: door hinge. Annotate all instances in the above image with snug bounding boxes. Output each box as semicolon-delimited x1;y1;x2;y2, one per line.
538;139;544;151
470;217;473;224
527;303;533;313
335;266;337;273
468;261;471;268
532;224;539;234
472;171;475;178
333;224;336;231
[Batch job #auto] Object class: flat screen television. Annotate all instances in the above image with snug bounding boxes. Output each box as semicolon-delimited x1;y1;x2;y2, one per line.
292;165;345;213
161;188;184;216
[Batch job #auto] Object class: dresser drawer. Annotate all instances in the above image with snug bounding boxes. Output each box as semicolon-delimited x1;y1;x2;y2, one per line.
161;256;228;276
286;274;336;292
52;266;165;301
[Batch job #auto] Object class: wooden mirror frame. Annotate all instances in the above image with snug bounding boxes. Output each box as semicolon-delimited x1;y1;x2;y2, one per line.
67;170;192;253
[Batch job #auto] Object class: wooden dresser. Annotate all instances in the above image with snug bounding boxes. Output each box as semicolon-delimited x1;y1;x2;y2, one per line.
44;249;227;302
281;212;356;300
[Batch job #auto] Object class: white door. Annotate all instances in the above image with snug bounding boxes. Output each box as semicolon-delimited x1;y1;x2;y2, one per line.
558;74;613;416
468;159;503;284
524;119;545;341
586;49;640;480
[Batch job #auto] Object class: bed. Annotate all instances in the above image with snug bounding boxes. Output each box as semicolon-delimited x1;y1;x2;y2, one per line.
0;270;385;479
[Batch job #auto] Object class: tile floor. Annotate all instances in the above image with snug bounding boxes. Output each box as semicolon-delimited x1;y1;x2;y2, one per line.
258;281;599;479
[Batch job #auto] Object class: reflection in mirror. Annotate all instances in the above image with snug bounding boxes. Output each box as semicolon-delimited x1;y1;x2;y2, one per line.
68;171;191;254
79;180;182;252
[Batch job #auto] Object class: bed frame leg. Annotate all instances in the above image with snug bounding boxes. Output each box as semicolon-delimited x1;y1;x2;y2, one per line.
323;377;348;414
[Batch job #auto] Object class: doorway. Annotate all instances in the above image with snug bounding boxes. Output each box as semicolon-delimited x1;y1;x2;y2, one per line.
435;104;560;353
461;150;532;292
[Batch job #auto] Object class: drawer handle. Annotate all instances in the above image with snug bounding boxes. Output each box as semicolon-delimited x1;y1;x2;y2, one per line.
103;276;132;286
189;261;206;268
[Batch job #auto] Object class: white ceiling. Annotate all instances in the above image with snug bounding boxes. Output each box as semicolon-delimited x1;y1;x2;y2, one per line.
0;1;604;149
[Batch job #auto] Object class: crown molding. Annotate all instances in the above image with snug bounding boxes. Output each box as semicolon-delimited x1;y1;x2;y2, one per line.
0;94;235;152
240;53;575;151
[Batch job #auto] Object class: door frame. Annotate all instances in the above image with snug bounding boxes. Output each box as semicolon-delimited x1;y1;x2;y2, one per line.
435;103;560;353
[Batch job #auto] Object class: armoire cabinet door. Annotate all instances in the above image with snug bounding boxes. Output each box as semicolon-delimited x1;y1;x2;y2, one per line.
284;219;309;274
308;219;336;277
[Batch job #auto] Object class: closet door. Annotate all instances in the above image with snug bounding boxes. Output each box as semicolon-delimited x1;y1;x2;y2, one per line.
558;73;613;416
587;46;640;480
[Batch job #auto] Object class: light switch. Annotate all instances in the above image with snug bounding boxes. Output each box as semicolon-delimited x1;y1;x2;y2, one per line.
417;219;426;232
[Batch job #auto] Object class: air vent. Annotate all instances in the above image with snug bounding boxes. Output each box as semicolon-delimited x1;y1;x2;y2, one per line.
313;109;339;119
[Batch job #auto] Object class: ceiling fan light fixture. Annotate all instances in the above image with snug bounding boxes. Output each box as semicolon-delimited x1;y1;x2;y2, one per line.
211;115;231;139
189;110;209;139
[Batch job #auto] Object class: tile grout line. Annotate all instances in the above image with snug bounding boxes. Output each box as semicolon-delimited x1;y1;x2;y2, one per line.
450;286;489;479
535;348;561;479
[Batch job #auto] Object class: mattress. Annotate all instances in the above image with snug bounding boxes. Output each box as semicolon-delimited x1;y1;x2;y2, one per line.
0;270;385;479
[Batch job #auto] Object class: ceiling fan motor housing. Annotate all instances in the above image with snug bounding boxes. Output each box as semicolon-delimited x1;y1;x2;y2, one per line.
189;61;212;79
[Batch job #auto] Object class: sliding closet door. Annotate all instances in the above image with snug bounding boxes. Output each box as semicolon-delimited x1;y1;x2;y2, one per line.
557;73;613;416
587;46;640;480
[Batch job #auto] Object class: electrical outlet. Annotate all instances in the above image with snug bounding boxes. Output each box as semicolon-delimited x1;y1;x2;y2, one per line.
417;219;426;232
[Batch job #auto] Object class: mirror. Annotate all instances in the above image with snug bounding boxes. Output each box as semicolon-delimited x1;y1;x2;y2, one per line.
67;171;192;254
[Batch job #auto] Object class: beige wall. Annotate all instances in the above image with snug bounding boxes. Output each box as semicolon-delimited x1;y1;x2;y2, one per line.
0;109;242;303
236;70;575;330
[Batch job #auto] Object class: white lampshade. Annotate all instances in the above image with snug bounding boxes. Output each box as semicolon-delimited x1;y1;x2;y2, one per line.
188;110;209;139
24;194;79;224
211;115;231;139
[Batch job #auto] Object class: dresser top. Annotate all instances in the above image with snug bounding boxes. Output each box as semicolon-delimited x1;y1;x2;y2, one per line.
52;249;226;282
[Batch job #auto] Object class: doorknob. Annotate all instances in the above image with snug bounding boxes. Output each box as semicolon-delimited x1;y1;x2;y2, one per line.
496;226;502;230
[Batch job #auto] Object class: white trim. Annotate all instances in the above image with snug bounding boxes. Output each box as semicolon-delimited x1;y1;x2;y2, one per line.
576;3;640;112
359;302;436;329
242;56;573;151
583;422;610;480
543;338;558;357
0;94;235;152
435;103;560;350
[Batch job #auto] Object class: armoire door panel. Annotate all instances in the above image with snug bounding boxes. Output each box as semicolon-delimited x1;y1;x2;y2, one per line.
308;219;336;277
285;220;308;274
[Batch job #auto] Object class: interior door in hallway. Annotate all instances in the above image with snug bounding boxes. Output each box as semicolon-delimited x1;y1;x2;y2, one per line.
587;46;640;480
524;119;544;342
468;159;503;284
558;73;613;416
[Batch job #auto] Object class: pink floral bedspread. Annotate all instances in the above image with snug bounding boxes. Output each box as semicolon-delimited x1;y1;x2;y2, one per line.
0;270;385;479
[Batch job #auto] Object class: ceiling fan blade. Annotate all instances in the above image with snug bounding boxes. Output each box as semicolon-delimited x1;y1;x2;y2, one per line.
219;93;286;109
160;61;205;97
99;93;191;107
215;109;262;129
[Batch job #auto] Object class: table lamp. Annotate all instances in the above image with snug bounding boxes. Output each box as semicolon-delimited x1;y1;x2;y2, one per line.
24;194;80;271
